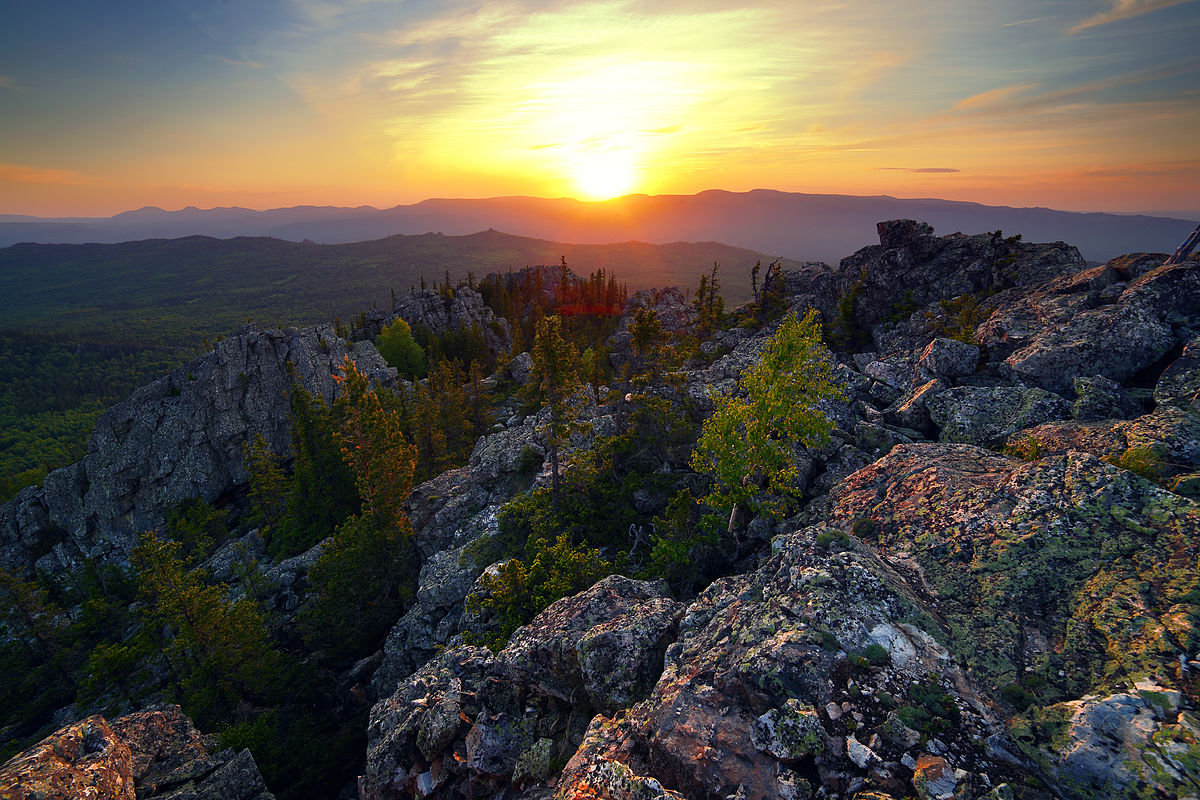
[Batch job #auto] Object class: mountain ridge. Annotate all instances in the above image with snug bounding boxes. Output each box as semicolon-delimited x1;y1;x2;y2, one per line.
4;189;1195;264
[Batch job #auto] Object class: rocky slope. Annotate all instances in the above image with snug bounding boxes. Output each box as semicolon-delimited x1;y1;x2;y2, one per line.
3;220;1198;800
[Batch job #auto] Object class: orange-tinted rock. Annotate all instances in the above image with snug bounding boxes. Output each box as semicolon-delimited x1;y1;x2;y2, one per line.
0;715;135;800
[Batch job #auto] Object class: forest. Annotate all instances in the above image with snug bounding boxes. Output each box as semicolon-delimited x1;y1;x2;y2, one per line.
0;233;773;501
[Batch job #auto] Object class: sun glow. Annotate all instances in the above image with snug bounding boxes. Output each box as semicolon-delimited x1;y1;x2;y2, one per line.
570;150;637;200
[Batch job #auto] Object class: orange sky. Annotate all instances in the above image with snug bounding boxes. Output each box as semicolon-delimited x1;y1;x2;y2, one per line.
1;0;1198;217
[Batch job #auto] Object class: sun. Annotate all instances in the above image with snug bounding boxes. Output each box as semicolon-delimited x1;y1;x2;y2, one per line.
570;150;637;201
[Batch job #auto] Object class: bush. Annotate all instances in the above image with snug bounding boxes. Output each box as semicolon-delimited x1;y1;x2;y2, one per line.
376;318;425;379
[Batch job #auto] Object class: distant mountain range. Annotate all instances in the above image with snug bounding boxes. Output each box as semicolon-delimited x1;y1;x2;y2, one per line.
2;190;1195;264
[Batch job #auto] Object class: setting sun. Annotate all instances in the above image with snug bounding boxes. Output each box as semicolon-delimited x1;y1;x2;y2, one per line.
570;150;638;200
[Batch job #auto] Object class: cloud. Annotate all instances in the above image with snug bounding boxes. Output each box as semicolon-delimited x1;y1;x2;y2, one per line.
0;163;94;185
954;83;1039;111
211;55;267;69
879;167;960;173
0;75;16;89
1001;16;1057;27
1070;0;1198;33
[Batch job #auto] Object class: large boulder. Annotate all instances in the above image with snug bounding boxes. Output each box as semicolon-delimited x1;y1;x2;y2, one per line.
978;255;1198;393
1155;334;1200;410
925;386;1071;446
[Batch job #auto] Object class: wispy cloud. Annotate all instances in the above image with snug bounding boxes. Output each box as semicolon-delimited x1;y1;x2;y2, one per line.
211;55;266;69
0;163;93;185
1070;0;1198;33
1001;16;1056;27
954;83;1039;111
879;167;960;173
0;74;16;89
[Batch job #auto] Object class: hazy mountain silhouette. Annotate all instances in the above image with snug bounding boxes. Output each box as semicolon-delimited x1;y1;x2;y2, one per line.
2;190;1194;263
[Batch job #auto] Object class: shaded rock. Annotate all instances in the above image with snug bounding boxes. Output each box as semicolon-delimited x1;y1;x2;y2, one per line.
507;351;534;385
925;385;1070;446
1154;334;1200;410
501;575;683;714
876;219;933;250
883;378;948;435
978;255;1197;393
916;337;978;379
390;285;511;357
1070;375;1139;420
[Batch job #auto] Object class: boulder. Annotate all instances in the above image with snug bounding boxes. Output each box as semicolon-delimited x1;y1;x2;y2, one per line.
0;715;135;800
390;285;511;357
925;386;1071;445
916;337;979;379
1154;334;1200;410
1070;374;1139;420
500;575;683;714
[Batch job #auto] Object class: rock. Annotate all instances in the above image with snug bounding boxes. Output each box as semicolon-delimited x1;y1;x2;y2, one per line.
883;378;948;435
1155;334;1200;410
978;255;1198;393
1007;405;1200;481
1070;375;1139;420
0;706;274;800
925;385;1071;445
750;700;826;761
829;443;1199;700
512;737;555;785
1;324;389;578
876;219;934;250
0;715;135;800
501;575;683;714
464;713;522;777
912;754;956;800
555;717;686;800
507;351;534;385
835;222;1084;335
844;734;879;769
916;337;978;379
390;285;511;357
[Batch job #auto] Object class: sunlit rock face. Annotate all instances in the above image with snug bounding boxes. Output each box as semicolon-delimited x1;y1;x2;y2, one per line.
0;705;274;800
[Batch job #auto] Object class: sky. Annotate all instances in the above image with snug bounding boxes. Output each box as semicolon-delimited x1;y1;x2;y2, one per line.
0;0;1197;217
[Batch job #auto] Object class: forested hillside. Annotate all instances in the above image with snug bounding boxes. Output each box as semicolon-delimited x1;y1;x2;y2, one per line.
0;231;776;500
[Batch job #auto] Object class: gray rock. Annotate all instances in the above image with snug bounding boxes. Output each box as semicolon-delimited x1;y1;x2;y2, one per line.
883;378;949;435
750;700;826;760
1;324;388;579
926;386;1071;446
1071;375;1139;420
507;351;534;385
1154;335;1200;410
916;337;979;379
390;285;511;357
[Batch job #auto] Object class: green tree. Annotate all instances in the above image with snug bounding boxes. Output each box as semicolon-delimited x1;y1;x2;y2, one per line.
525;316;582;507
694;262;725;335
375;318;426;379
691;309;843;529
131;532;282;724
301;357;418;654
243;434;287;534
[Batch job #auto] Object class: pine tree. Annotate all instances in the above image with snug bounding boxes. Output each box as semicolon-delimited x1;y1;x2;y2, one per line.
243;433;287;534
525;316;582;506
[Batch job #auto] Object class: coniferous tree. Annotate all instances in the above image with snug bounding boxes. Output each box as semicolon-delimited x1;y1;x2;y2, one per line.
525;316;582;506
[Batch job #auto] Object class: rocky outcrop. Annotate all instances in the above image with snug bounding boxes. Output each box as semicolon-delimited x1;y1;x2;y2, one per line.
390;286;511;357
835;220;1085;332
0;324;391;579
362;577;681;800
0;705;273;800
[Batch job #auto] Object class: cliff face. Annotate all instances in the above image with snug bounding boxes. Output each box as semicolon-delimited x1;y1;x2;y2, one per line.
0;324;393;578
